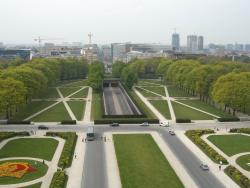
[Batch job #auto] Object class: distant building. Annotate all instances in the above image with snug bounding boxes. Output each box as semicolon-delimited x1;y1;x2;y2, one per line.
111;43;131;63
0;42;4;50
101;45;112;63
187;35;198;52
245;44;250;52
81;44;100;63
234;43;244;51
0;49;31;60
226;44;234;51
172;33;180;51
198;36;204;51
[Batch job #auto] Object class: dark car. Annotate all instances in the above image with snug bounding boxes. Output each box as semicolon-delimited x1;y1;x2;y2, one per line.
140;122;149;126
38;125;49;130
110;123;119;127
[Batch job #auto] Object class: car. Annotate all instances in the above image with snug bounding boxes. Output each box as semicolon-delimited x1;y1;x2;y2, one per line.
38;125;49;130
160;121;170;127
110;123;119;127
200;164;209;170
140;122;149;126
168;130;175;135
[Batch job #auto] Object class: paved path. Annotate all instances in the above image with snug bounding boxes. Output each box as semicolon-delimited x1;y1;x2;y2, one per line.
164;86;176;122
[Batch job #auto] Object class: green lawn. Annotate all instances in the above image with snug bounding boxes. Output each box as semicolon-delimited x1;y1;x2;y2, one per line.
149;100;171;119
177;100;234;118
22;182;42;188
34;88;59;99
91;93;103;120
12;101;55;121
208;135;250;156
70;88;88;98
172;101;214;120
139;79;163;85
67;101;86;120
141;86;166;96
113;134;184;188
167;85;192;97
59;87;81;97
58;80;88;87
0;138;58;160
236;154;250;171
0;160;47;185
31;102;71;122
136;87;159;98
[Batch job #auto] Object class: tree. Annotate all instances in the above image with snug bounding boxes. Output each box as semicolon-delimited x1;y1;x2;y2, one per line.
121;67;137;89
88;61;104;91
112;61;126;78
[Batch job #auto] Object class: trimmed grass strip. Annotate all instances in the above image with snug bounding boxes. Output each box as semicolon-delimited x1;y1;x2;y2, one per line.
136;87;159;98
167;85;192;97
67;101;86;121
236;154;250;172
149;100;171;119
59;87;81;97
141;86;166;96
70;88;88;98
34;88;59;99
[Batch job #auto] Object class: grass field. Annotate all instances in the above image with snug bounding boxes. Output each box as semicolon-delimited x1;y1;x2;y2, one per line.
0;160;47;185
208;135;250;156
91;93;103;120
149;100;171;119
167;85;192;97
70;88;88;98
172;101;214;120
177;100;234;118
113;134;184;188
59;87;81;97
58;80;88;87
136;87;159;97
12;101;55;121
141;86;166;96
0;138;58;161
34;88;59;99
31;102;71;122
139;79;163;85
236;154;250;171
67;101;86;120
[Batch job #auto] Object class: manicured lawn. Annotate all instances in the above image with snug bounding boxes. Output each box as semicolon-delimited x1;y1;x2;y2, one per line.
167;85;192;97
70;88;88;98
236;154;250;171
58;80;88;87
34;88;59;99
177;100;234;118
208;135;250;156
113;134;184;188
0;138;58;160
23;182;42;188
0;160;47;185
12;101;55;121
31;102;71;122
139;79;163;85
149;100;171;119
59;87;81;97
172;101;214;120
91;93;103;120
141;86;166;96
136;87;159;98
67;101;86;120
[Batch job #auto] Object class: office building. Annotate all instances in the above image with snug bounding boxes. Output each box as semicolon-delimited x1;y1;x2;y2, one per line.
245;44;250;52
0;49;31;60
81;44;100;63
198;36;204;51
172;33;180;51
187;35;198;52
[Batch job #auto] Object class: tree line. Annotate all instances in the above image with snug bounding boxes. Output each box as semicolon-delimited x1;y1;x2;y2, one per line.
112;58;250;115
0;58;88;119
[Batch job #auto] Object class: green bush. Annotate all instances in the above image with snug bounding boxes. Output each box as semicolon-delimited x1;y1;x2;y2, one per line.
7;120;31;124
0;132;29;142
217;117;240;122
46;132;77;168
94;118;159;124
185;130;228;164
176;118;191;123
61;120;76;125
49;170;68;188
224;165;250;188
230;128;250;134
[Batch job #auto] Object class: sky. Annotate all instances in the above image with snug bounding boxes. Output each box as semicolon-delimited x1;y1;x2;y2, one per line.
0;0;250;45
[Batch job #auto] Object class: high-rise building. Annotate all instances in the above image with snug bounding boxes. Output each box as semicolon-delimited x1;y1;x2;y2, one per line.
245;44;250;52
187;35;198;52
172;33;180;51
198;36;204;51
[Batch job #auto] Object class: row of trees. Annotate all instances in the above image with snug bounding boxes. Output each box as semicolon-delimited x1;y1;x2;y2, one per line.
0;58;88;119
88;61;104;91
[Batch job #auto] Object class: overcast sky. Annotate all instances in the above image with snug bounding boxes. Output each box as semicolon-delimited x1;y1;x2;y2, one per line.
1;0;250;45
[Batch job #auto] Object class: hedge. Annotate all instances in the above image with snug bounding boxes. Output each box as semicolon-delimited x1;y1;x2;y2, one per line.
217;117;240;122
185;130;228;164
224;165;250;188
7;120;31;124
176;118;191;123
94;118;159;124
103;114;146;119
230;128;250;134
0;132;29;142
46;132;77;169
49;170;68;188
61;120;76;125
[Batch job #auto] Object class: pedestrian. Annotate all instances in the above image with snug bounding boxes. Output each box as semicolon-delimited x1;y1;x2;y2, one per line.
82;138;84;142
219;165;221;171
75;154;77;159
42;160;45;164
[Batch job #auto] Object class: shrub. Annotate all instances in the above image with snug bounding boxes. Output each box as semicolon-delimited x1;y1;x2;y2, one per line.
7;120;31;124
46;132;77;168
61;120;76;125
230;128;250;134
176;118;191;123
94;118;159;124
217;117;240;122
224;165;250;188
185;130;228;164
49;170;68;188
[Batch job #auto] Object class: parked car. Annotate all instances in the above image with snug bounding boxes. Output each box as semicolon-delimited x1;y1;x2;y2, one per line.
38;125;49;130
200;164;209;171
168;130;175;135
160;121;170;127
140;122;149;126
110;123;119;127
